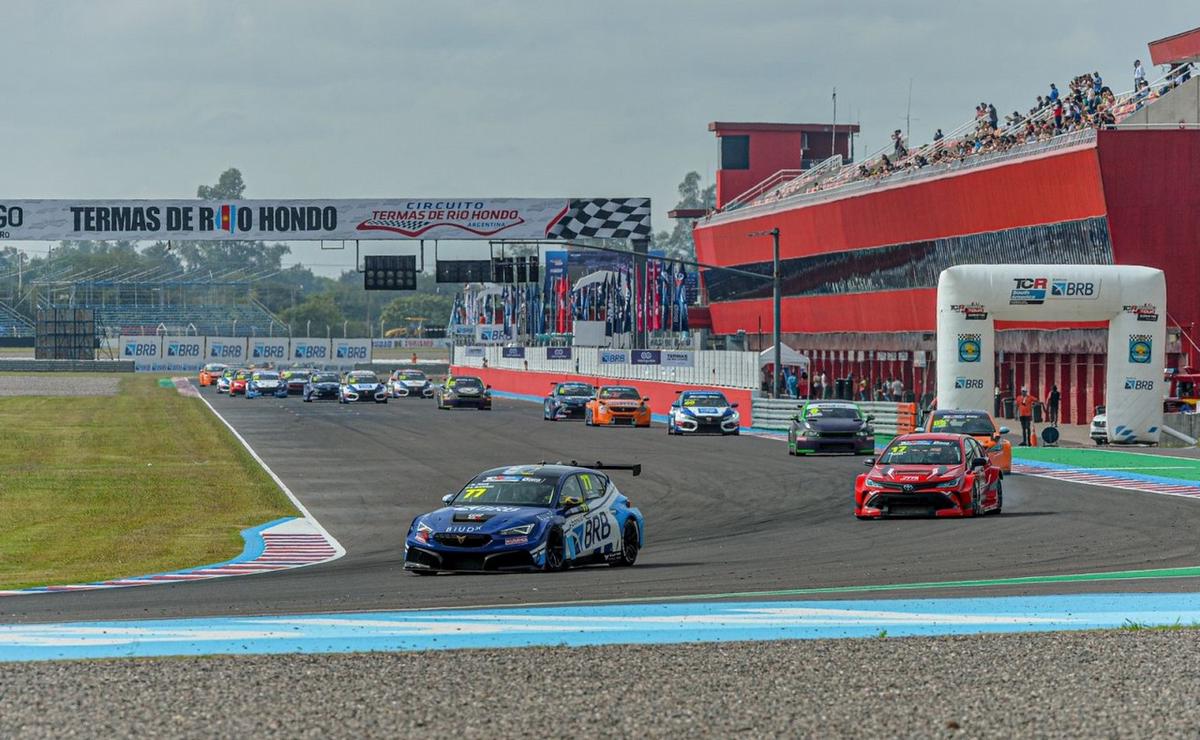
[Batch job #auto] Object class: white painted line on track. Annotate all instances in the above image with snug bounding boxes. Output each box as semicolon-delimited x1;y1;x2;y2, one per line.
197;388;346;560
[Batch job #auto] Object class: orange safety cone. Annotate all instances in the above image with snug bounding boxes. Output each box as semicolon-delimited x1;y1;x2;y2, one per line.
1030;421;1039;447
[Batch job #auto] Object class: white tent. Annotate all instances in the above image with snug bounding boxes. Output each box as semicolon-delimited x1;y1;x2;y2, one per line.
758;344;809;369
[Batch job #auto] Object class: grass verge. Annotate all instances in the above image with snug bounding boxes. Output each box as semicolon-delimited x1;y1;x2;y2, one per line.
0;375;297;589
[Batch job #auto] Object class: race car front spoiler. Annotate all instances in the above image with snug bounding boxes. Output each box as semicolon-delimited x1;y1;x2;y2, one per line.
404;545;538;572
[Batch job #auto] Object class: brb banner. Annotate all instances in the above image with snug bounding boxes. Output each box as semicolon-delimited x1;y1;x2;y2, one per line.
120;335;162;371
161;336;205;372
332;339;372;367
937;265;1166;444
206;337;247;364
249;338;289;364
0;199;652;242
290;338;331;365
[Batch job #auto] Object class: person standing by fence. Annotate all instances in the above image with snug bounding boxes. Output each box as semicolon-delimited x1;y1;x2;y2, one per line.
1047;384;1061;426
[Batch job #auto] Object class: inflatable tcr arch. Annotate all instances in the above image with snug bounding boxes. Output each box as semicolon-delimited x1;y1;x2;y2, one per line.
937;265;1166;444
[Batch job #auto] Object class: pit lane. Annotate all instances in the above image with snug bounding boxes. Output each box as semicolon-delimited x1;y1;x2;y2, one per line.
5;387;1200;624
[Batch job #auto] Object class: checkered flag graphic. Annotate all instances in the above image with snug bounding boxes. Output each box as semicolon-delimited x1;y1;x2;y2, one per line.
550;198;652;240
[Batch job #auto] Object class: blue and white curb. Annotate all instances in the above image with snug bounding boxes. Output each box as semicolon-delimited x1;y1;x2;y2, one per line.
2;591;1199;661
0;517;339;597
1014;458;1200;499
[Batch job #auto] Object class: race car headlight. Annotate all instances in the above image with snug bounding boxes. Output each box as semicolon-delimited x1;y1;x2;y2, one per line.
499;523;535;536
934;477;962;489
864;478;886;489
414;522;433;544
728;410;740;422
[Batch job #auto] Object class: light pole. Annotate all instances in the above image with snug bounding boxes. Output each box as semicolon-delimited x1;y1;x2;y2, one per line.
750;228;782;398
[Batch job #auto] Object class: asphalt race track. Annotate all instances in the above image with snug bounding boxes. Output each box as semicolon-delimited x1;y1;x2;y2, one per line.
6;388;1200;625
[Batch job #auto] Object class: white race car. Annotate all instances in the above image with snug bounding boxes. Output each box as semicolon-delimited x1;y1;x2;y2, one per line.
389;368;434;398
340;370;389;404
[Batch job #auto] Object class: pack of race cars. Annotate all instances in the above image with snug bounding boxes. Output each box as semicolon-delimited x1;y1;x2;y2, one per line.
199;362;1014;576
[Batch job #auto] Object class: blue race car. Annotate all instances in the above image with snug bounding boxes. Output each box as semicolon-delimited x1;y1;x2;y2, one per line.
666;389;741;435
543;381;595;421
339;370;389;404
404;462;644;574
303;371;342;402
246;370;288;399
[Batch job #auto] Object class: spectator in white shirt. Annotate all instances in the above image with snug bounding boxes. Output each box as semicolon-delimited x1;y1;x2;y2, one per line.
890;378;903;401
1134;59;1146;90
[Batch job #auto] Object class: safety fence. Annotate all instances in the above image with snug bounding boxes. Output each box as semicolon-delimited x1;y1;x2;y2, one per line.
752;398;917;435
454;345;758;389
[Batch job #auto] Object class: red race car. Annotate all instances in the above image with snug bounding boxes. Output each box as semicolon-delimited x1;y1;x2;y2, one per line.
854;432;1002;519
228;368;250;396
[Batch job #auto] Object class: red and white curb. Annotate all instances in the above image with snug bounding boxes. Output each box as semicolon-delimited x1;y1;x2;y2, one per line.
1013;461;1200;499
0;517;339;596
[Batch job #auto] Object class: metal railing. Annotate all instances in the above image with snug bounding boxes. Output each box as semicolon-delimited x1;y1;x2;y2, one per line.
751;398;917;435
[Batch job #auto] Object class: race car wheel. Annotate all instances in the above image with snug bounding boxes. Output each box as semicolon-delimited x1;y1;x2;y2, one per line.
584;409;593;426
970;483;984;516
611;522;639;567
543;529;566;572
666;420;673;435
303;396;311;402
411;568;437;576
991;481;1003;515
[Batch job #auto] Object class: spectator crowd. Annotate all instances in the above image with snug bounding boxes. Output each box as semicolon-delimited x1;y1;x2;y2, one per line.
755;59;1194;206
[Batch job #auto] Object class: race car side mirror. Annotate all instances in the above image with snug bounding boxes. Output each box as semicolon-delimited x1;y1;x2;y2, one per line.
863;458;876;467
442;494;455;504
998;426;1010;435
971;457;988;469
730;403;739;409
866;414;875;422
642;397;651;403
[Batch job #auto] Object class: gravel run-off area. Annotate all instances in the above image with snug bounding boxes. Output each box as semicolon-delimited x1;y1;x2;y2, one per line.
0;376;121;396
3;629;1200;738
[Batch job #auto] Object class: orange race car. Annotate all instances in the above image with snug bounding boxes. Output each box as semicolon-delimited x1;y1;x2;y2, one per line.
585;385;652;428
198;363;228;386
922;408;1012;473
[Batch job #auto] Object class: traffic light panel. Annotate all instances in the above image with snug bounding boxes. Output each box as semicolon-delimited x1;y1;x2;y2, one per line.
491;257;515;283
364;254;417;290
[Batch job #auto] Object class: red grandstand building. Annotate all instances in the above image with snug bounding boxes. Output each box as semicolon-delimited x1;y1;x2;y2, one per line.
692;30;1200;425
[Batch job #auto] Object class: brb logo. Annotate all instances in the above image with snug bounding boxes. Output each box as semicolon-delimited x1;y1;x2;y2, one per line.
1050;279;1099;299
294;344;327;359
209;343;243;359
124;342;157;357
336;344;368;360
581;514;612;549
957;333;982;363
954;376;985;389
1009;277;1048;305
167;342;201;357
253;343;285;359
1128;334;1153;364
1125;377;1155;391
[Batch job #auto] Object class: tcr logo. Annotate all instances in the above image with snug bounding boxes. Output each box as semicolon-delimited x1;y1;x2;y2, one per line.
1012;278;1048;290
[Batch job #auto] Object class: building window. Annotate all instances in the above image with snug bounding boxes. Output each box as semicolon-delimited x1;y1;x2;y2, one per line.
719;135;750;170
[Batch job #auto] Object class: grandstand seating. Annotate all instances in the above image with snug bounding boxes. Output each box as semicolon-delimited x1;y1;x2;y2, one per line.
88;303;282;337
0;301;35;338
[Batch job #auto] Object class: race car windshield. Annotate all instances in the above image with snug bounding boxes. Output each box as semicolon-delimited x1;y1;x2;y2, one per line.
807;405;860;419
558;384;592;396
399;371;426;381
600;388;639;400
348;373;378;383
879;440;963;466
683;394;728;407
454;378;484;389
453;477;558;507
254;372;279;380
204;364;225;372
312;374;340;383
931;414;996;435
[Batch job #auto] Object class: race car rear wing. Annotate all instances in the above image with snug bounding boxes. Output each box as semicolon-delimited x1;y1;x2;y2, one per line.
570;461;642;477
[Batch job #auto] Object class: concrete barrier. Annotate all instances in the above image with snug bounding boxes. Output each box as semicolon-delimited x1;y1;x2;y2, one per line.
450;365;757;425
0;360;135;372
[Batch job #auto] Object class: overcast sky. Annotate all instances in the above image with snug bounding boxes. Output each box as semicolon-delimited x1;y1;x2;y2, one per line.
2;1;1195;274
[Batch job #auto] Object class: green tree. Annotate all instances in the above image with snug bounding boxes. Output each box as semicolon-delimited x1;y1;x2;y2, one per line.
196;168;246;200
277;293;344;336
173;168;291;274
380;293;456;331
652;171;715;261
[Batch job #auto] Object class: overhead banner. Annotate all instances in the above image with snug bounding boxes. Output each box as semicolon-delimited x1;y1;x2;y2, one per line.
0;198;651;241
249;337;289;364
161;335;206;372
332;338;372;367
